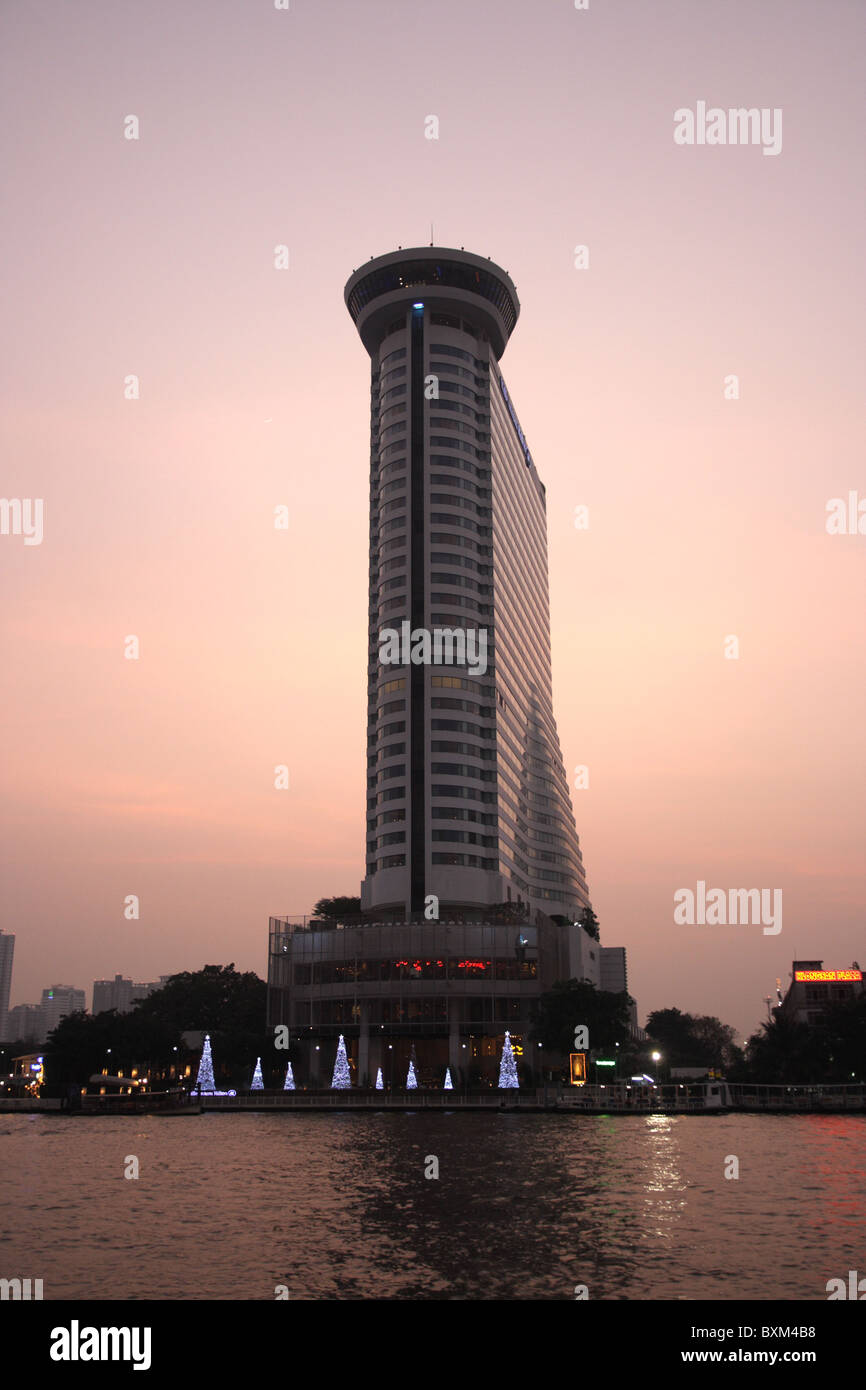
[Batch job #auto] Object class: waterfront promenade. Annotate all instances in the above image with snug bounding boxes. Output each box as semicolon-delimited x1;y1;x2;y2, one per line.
3;1082;864;1115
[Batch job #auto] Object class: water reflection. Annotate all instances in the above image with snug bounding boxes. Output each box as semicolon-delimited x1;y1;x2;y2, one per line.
0;1111;863;1299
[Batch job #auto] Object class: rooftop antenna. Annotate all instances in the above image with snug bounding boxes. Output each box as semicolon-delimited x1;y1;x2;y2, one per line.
430;221;434;246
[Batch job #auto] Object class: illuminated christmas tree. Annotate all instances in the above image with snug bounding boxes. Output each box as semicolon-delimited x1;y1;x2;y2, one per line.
444;1067;453;1090
194;1034;215;1093
251;1057;264;1090
332;1034;351;1089
283;1062;295;1091
406;1059;418;1089
498;1031;519;1089
375;1068;384;1090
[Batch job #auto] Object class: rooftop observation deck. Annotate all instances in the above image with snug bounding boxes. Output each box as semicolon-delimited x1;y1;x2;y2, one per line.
344;246;520;358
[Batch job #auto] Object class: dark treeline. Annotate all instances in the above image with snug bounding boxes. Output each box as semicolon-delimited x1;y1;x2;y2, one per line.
19;965;866;1089
41;964;272;1088
532;984;866;1084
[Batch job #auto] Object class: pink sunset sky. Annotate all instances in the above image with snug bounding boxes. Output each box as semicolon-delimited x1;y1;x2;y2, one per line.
1;0;863;1042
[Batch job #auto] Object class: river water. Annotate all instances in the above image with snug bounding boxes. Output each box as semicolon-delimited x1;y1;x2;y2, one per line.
1;1111;864;1300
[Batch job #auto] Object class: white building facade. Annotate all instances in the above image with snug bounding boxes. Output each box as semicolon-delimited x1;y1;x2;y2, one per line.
346;248;590;922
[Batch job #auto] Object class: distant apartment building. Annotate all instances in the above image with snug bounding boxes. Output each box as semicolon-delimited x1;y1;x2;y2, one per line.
600;946;627;994
778;960;863;1026
39;985;86;1041
5;983;87;1044
5;1003;42;1043
92;974;165;1016
599;945;645;1042
568;924;601;988
0;930;14;1041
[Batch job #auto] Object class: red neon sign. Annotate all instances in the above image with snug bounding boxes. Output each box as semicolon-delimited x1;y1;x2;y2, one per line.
794;969;862;983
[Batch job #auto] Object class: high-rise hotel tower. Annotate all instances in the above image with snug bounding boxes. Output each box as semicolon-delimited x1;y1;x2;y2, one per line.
346;247;590;923
267;248;600;1088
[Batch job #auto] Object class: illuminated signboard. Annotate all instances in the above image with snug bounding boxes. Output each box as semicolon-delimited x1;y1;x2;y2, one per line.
569;1053;586;1086
498;376;534;469
794;969;862;983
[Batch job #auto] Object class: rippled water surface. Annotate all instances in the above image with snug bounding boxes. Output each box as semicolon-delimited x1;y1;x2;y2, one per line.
1;1112;864;1300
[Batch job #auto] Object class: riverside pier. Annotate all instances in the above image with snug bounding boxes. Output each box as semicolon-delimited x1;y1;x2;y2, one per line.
5;1081;865;1115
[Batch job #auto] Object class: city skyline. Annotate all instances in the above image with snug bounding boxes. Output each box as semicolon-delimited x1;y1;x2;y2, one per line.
2;0;864;1044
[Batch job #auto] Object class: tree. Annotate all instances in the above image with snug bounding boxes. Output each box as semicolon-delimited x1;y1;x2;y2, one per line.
45;1010;118;1085
332;1035;351;1088
46;965;267;1087
46;1008;175;1086
194;1035;216;1093
821;994;866;1082
530;980;631;1055
134;964;267;1079
689;1015;739;1070
646;1008;739;1070
312;897;361;919
577;906;600;942
741;1014;823;1083
499;1031;519;1089
738;998;866;1084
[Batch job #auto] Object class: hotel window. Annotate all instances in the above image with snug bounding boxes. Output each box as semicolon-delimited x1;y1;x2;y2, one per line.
378;743;405;759
381;348;406;367
381;385;407;404
805;985;829;1002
